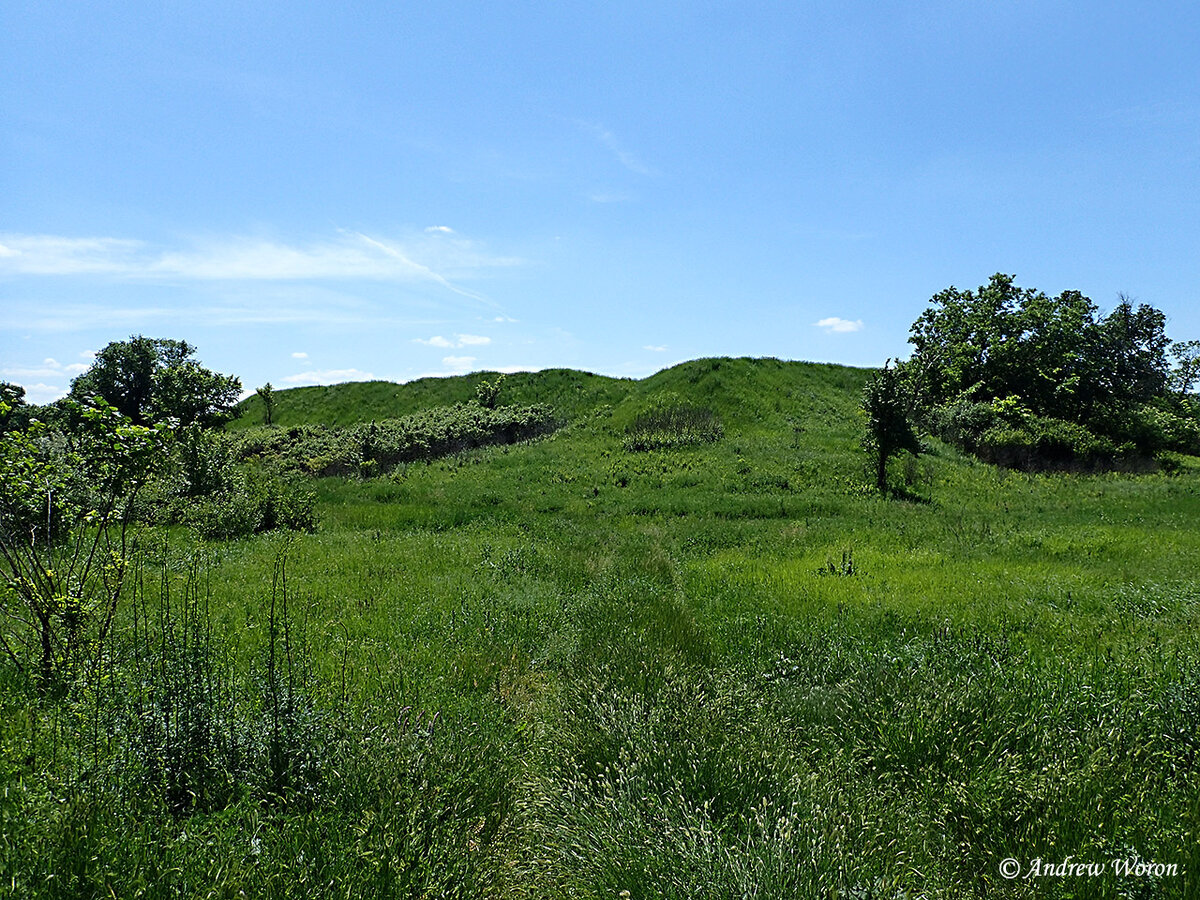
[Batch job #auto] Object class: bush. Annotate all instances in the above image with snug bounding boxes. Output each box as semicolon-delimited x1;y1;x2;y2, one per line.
974;416;1117;470
1123;403;1200;455
233;402;559;477
926;396;997;453
182;469;317;540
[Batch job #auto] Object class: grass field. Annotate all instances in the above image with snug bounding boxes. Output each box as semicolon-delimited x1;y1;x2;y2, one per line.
3;357;1198;898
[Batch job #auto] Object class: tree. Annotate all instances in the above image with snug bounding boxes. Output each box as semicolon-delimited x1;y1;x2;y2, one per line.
0;399;167;688
1169;340;1200;394
1094;296;1170;411
903;275;1192;465
862;362;921;495
256;382;277;426
0;383;30;435
68;336;241;427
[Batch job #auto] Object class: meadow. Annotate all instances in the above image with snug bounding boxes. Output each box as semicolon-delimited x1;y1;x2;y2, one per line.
2;357;1198;898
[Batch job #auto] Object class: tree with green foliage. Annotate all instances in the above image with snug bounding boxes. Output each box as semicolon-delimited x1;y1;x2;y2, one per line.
256;382;277;425
0;399;167;688
0;382;30;435
862;362;921;494
903;275;1191;465
69;336;241;427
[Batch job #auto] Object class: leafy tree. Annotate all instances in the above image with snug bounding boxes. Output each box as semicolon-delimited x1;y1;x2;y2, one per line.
68;336;241;427
1169;340;1200;394
257;382;277;426
1095;296;1170;411
862;362;921;494
0;383;31;435
902;275;1194;465
0;399;167;688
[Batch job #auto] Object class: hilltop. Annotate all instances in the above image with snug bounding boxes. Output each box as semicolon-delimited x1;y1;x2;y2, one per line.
231;357;869;432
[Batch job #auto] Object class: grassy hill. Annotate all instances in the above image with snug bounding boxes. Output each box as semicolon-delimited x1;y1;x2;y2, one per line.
231;357;867;432
7;358;1200;898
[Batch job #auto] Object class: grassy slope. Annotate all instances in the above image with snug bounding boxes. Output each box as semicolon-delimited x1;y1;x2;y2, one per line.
223;359;1200;894
9;358;1200;898
230;367;639;429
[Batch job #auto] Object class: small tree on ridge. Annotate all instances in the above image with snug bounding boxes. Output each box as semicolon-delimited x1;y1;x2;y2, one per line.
862;361;921;495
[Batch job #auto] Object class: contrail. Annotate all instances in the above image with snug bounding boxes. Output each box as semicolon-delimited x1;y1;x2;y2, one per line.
352;232;498;308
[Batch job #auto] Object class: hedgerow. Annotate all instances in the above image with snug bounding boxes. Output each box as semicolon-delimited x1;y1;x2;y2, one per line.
233;401;559;477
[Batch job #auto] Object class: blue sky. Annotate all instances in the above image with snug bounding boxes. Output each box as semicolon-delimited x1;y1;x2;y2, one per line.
3;1;1199;402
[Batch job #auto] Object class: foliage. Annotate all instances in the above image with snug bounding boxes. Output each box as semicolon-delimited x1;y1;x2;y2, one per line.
135;428;318;539
68;336;241;427
904;274;1194;467
861;362;921;493
0;383;32;435
234;401;559;477
256;382;277;426
475;373;506;409
3;358;1200;897
0;400;167;688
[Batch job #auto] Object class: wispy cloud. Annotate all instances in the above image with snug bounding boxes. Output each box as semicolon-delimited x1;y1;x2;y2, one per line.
576;121;654;176
441;355;476;372
0;231;518;307
291;351;308;359
644;344;668;352
281;367;375;386
413;333;490;349
1;357;90;379
8;290;444;334
814;317;864;334
0;236;146;275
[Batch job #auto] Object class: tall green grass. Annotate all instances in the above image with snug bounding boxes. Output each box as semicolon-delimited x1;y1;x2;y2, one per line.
3;358;1198;897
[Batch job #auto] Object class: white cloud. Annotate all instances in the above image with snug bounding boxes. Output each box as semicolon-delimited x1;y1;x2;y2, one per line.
291;351;308;359
644;344;668;352
2;358;89;379
492;315;518;323
414;333;490;349
814;317;865;334
1;356;94;405
0;236;145;275
281;368;375;386
19;383;68;404
441;356;476;372
425;225;455;233
0;231;518;309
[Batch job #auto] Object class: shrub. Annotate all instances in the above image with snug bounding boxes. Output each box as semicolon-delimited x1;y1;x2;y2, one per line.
233;402;559;477
181;469;317;540
974;416;1117;469
475;374;506;409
